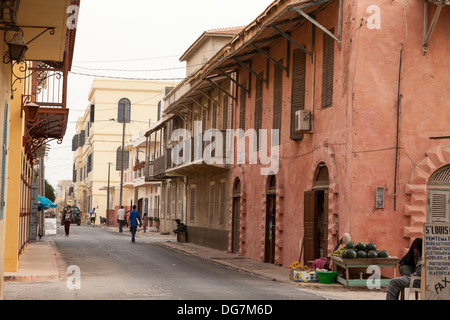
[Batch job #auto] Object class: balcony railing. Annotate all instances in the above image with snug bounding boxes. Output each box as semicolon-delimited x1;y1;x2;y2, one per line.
146;131;229;180
20;61;69;158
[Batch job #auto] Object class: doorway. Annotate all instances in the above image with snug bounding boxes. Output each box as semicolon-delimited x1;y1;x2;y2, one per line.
265;175;276;264
232;179;241;253
303;164;329;265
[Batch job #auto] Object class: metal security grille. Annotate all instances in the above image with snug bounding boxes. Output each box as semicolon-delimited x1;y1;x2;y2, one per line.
430;166;450;184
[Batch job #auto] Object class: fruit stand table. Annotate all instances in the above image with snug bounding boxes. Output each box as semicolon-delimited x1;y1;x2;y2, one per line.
330;256;400;287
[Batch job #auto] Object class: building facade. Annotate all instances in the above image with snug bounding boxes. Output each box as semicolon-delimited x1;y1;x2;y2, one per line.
1;0;79;298
150;0;450;272
145;27;242;247
72;79;177;226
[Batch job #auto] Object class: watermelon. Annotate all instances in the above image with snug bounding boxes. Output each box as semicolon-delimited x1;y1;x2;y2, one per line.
356;242;367;251
341;249;348;258
366;243;377;251
346;242;356;250
367;250;378;258
378;250;389;258
346;249;357;259
356;250;367;258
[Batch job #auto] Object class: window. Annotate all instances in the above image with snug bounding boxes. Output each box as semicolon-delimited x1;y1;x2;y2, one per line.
157;101;161;122
87;154;93;173
239;84;246;131
255;74;263;150
79;130;85;146
212;102;217;129
322;29;335;109
209;184;215;226
190;188;195;222
273;61;283;131
90;104;95;123
72;134;79;151
118;98;131;123
116;147;129;171
222;95;229;130
219;183;226;228
291;49;306;140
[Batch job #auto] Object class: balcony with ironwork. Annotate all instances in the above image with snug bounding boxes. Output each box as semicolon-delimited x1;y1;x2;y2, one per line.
21;60;69;158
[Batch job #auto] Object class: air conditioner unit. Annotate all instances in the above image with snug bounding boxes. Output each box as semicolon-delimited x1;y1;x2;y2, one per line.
295;110;312;133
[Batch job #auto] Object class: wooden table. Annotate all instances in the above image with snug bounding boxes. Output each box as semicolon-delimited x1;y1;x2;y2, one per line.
330;256;400;287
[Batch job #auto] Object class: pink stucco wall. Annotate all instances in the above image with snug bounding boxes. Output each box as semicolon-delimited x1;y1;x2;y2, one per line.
228;0;450;270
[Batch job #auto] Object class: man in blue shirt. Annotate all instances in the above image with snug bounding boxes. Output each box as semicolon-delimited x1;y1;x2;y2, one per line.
129;205;141;243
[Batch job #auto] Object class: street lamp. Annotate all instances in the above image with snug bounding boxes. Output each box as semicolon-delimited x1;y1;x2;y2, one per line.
6;32;28;62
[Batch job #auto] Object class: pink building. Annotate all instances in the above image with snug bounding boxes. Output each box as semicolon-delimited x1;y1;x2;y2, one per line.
181;0;450;269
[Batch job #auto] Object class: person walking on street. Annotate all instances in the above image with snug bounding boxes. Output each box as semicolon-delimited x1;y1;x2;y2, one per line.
90;208;96;227
117;206;125;233
142;213;148;233
129;205;141;243
63;206;73;236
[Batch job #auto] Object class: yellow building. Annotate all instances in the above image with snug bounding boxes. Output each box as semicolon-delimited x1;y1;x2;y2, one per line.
72;79;178;225
1;0;80;299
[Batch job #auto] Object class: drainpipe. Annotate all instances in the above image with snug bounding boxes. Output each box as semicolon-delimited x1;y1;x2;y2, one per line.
394;45;404;211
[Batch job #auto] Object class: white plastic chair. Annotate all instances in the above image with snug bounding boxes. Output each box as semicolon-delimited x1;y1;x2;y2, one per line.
404;276;421;300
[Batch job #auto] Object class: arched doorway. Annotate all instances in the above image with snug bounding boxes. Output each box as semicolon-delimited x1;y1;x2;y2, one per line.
428;165;450;223
265;175;276;263
303;163;329;265
231;178;241;253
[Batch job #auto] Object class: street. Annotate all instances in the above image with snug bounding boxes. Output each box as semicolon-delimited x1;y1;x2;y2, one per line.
4;224;323;300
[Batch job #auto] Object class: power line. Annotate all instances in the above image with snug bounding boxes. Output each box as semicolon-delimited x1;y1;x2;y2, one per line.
69;71;184;81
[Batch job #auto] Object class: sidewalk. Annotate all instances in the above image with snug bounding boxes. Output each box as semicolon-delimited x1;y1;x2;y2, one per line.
4;226;388;300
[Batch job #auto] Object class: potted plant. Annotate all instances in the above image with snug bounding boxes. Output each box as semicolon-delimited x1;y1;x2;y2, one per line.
154;217;160;229
149;216;154;227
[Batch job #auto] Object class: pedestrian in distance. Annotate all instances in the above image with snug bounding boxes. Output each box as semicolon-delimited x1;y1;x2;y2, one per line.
142;212;148;233
90;207;96;227
117;206;125;233
63;206;74;236
129;205;141;243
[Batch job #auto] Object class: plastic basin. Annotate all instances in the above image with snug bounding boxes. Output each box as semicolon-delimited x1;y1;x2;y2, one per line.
316;271;337;284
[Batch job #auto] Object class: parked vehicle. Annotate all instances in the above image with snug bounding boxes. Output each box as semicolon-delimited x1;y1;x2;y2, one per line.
60;206;82;226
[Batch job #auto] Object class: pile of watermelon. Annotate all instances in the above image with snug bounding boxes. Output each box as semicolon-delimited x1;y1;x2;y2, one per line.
342;242;389;259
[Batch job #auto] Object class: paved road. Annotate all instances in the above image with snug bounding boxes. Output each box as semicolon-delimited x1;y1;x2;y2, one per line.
4;225;323;300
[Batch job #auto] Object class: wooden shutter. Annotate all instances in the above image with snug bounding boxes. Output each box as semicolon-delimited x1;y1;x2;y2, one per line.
202;109;207;132
190;188;195;222
291;49;306;140
255;75;263;150
273;61;283;130
219;183;226;228
239;84;246;131
90;104;95;123
303;191;315;264
209;185;215;225
222;95;229;130
322;190;329;257
322;29;335;109
212;102;217;129
429;190;450;223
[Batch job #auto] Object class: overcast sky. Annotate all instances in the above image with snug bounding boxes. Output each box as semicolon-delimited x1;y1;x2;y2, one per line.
45;0;275;190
